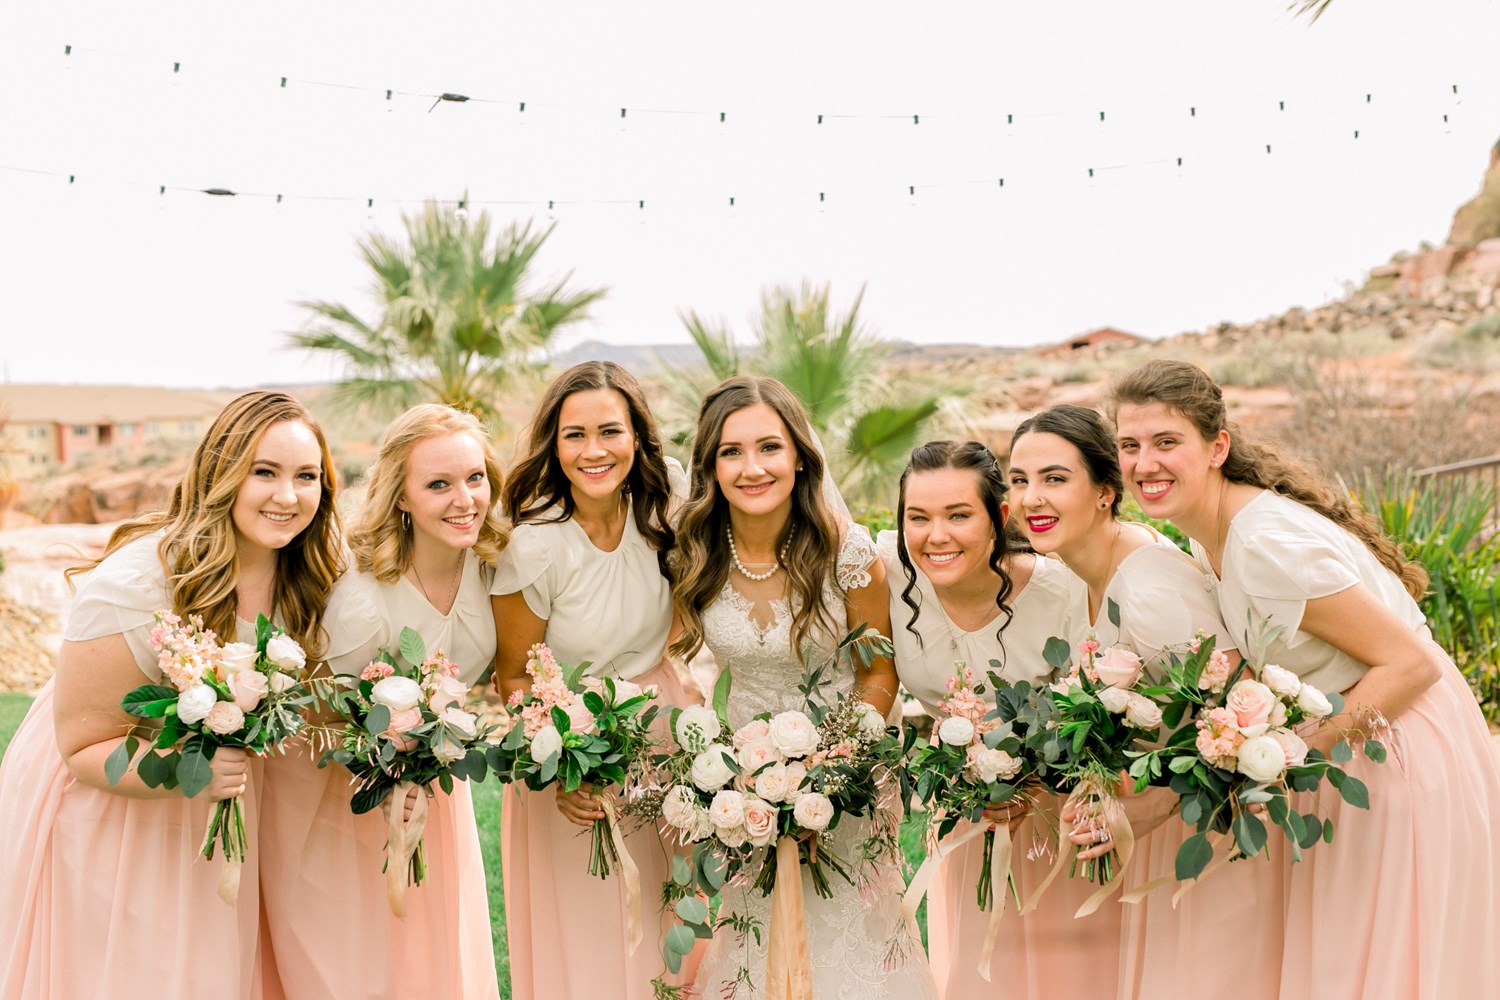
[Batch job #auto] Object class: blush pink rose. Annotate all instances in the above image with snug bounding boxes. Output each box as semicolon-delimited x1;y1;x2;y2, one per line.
385;706;424;752
733;718;772;748
228;670;269;711
203;701;246;736
1225;679;1277;737
742;797;777;846
739;739;781;774
562;695;597;735
428;674;469;714
1093;647;1144;689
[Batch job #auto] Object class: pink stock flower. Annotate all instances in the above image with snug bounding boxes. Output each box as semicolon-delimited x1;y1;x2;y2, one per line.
1198;650;1234;693
1195;707;1245;769
360;662;395;682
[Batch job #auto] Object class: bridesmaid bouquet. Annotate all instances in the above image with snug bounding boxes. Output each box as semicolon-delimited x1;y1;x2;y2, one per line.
317;627;498;916
652;626;906;984
1124;625;1382;885
486;642;663;884
104;611;314;903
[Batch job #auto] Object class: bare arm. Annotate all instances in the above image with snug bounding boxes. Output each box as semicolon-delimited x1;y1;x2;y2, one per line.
491;591;547;703
54;635;247;802
846;555;898;718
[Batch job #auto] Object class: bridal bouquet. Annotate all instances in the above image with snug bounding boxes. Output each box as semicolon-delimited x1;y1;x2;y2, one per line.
105;612;314;903
652;626;906;985
317;627;497;916
1124;624;1382;885
487;643;662;881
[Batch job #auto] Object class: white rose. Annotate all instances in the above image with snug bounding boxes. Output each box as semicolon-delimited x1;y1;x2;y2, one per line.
1093;647;1144;689
689;745;735;792
783;762;809;802
1051;675;1083;697
371;676;424;712
937;715;975;747
268;671;298;694
1267;728;1309;768
612;678;644;702
441;707;479;740
1296;684;1334;719
768;711;819;758
530;725;562;763
709;789;747;830
1124;692;1164;730
792;792;835;832
716;824;750;849
1260;663;1303;699
675;705;722;753
1097;686;1132;714
176;683;218;725
733;718;772;748
661;785;699;829
754;762;791;803
218;642;257;674
1236;735;1289;783
432;738;467;764
742;797;778;846
264;634;307;672
738;738;782;774
973;747;1023;784
857;705;887;738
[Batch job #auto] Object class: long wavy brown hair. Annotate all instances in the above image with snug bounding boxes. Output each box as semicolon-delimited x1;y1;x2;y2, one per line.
670;376;842;661
895;440;1029;648
348;403;511;582
1107;359;1427;599
68;391;346;657
502;361;675;578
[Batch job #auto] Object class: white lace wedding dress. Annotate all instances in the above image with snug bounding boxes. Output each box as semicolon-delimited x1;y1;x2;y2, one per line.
692;527;937;1000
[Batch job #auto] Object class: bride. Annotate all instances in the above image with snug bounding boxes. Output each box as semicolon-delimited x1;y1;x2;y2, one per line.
670;375;936;999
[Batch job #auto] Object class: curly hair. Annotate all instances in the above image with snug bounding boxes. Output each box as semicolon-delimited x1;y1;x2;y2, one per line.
502;361;674;578
69;391;345;658
347;403;511;581
670;376;842;661
894;440;1028;649
1107;359;1427;600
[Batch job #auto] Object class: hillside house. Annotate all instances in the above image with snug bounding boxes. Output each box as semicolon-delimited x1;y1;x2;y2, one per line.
1037;327;1148;359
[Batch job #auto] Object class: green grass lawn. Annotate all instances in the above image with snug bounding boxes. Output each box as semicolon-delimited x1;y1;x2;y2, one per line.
0;699;927;999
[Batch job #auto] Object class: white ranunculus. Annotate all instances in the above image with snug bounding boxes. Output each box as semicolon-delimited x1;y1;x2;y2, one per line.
937;715;976;747
1236;735;1289;783
1097;686;1132;714
674;705;722;753
176;683;218;725
709;789;747;830
371;676;424;712
1260;663;1303;699
972;747;1023;784
857;705;887;738
792;792;835;832
268;671;298;693
1296;684;1334;719
441;707;479;740
264;634;307;672
432;738;467;764
689;745;735;792
661;785;699;829
530;725;562;763
218;642;257;674
1124;692;1164;730
768;711;819;758
1267;728;1309;768
754;762;791;803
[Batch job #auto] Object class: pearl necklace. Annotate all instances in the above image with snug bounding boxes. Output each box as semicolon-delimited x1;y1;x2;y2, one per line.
726;524;792;582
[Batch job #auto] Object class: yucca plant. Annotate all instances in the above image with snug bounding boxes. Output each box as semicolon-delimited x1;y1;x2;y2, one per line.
1355;469;1500;721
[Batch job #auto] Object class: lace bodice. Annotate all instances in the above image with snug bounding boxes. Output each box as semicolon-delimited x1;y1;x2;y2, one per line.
702;526;875;728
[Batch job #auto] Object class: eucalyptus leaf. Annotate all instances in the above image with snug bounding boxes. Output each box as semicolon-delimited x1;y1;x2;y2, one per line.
1330;740;1353;763
351;781;392;815
365;704;391;739
1175;832;1213;880
104;736;138;786
674;896;708;924
665;924;696;958
138;748;174;788
1363;739;1387;763
1232;811;1268;857
1106;597;1121;629
176;749;213;799
1042;636;1073;672
1336;774;1370;809
398;627;427;667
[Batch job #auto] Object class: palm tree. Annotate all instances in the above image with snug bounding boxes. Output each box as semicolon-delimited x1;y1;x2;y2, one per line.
290;202;605;426
1288;0;1333;20
663;282;969;509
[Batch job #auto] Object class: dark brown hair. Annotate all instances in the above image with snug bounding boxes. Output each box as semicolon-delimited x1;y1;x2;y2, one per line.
1011;404;1124;517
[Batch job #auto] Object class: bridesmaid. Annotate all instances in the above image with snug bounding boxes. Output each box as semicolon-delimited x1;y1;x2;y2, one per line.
491;361;697;999
1110;359;1500;999
0;391;343;1000
1008;404;1283;1000
259;403;506;998
878;439;1115;999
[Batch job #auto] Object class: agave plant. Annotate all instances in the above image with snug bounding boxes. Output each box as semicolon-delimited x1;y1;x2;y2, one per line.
290;202;605;427
662;282;971;508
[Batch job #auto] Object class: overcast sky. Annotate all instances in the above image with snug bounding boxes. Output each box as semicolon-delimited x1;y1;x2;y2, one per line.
2;1;1498;389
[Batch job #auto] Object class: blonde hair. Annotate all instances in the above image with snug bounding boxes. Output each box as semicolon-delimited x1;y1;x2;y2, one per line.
670;376;842;661
69;391;345;657
1108;359;1428;600
348;403;511;581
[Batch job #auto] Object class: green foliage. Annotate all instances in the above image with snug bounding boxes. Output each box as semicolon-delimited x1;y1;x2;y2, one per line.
852;505;896;535
1120;495;1190;553
291;202;605;426
665;282;966;507
1354;470;1500;720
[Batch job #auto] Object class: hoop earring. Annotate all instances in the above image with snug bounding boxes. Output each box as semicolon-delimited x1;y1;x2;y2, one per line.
400;509;411;532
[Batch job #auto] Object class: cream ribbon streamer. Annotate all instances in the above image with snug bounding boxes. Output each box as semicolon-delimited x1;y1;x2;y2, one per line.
600;796;644;955
765;837;814;1000
386;782;430;919
1072;805;1134;917
1018;784;1133;918
201;802;243;907
975;825;1014;982
1119;831;1234;907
